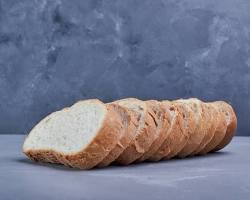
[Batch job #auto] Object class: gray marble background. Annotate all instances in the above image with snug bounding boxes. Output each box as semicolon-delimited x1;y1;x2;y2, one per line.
0;0;249;135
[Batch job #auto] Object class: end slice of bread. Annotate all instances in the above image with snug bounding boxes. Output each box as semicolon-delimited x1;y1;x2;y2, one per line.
149;101;188;161
114;98;157;165
212;101;237;152
23;99;123;169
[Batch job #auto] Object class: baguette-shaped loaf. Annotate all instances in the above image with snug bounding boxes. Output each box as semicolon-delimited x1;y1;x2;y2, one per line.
23;99;123;169
23;98;237;169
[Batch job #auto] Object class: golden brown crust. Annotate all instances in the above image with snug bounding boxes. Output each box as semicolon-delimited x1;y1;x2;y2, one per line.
115;99;157;165
97;104;138;167
25;150;59;164
176;99;206;157
212;101;237;152
23;98;237;169
174;101;197;158
149;101;188;161
23;100;123;169
199;103;227;154
136;100;171;162
191;103;217;155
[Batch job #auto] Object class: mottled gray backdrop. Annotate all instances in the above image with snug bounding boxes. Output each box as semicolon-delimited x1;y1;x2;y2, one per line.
0;0;249;135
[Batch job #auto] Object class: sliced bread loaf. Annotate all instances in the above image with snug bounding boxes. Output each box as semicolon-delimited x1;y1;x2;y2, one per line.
212;101;237;152
136;100;171;162
174;100;197;158
23;99;123;169
149;101;188;161
114;98;157;165
191;103;217;155
198;103;227;154
97;103;138;167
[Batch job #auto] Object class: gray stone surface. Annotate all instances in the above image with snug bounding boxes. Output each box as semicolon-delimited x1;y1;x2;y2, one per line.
1;135;250;200
0;0;249;135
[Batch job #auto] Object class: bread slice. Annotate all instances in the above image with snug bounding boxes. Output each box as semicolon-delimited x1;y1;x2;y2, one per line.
212;101;237;152
149;101;188;161
191;103;217;155
189;98;208;148
114;98;157;165
198;103;227;154
97;103;138;167
173;99;199;158
136;100;171;162
23;99;123;169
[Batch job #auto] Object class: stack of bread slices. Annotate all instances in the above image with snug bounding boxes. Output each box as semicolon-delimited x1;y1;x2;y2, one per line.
23;98;237;169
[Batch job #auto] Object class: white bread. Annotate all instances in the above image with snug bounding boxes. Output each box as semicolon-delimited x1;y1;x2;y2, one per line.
23;99;123;169
114;98;157;165
199;103;227;154
149;101;188;161
173;100;197;157
212;101;237;152
137;100;170;162
23;98;237;169
191;103;217;155
97;103;138;167
183;98;208;155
